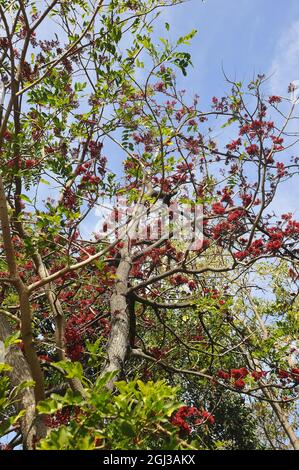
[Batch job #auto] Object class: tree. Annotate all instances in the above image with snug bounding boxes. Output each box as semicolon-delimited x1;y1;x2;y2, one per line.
0;0;298;450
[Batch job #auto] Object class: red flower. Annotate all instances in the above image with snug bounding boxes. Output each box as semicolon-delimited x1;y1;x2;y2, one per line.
170;406;199;434
277;369;289;379
235;250;249;260
171;406;214;434
212;221;231;240
231;367;248;379
276;162;286;178
251;370;265;381
241;193;252;208
226;138;242;151
25;158;38;168
3;129;12;141
217;369;230;380
268;96;282;104
272;136;284;145
291;368;299;383
170;274;188;286
227;209;245;222
149;347;166;360
154;81;165;92
239;123;250;135
67;343;83;360
234;378;246;389
267;239;282;251
246;144;259;156
212;202;226;215
201;410;215;425
188;280;197;290
38;354;52;362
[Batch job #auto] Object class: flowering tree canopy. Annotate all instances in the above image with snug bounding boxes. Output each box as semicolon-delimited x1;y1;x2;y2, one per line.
0;0;298;451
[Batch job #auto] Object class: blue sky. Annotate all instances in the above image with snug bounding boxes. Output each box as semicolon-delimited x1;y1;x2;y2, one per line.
77;0;299;237
23;0;299;236
155;0;299;218
160;0;299;100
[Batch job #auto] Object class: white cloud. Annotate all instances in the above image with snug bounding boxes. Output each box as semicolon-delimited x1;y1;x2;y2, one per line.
269;19;299;96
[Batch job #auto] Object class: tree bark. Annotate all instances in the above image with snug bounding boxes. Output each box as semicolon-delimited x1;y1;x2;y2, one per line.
242;344;299;450
100;185;153;388
101;252;132;388
0;315;45;449
262;386;299;450
0;174;45;403
32;252;85;395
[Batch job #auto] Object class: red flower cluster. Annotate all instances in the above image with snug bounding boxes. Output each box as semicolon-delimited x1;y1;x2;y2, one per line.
235;228;286;260
271;136;284;151
248;238;264;257
268;95;282;105
284;218;299;237
88;140;103;159
221;187;234;205
38;354;52;362
3;129;13;141
43;408;78;428
276;162;286;178
246;144;259;156
227;209;245;223
266;229;283;252
267;239;282;251
212;202;226;215
241;193;252;208
291;368;299;384
64;306;107;360
239;120;274;139
277;369;289;379
200;410;215;425
226;138;242;152
203;287;221;299
212;221;232;241
231;367;248;379
217;369;230;380
188;280;197;290
149;347;167;360
278;367;299;384
177;161;194;173
153;81;166;92
234;378;246;389
171;406;215;434
185;137;201;155
24;158;39;168
217;367;266;388
251;370;266;381
62;188;77;210
170;274;188;286
211;96;228;112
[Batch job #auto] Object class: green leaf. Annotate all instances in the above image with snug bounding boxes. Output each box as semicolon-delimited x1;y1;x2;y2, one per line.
40;178;50;186
20;194;32;204
4;331;21;349
0;363;12;372
119;420;135;437
54;361;84;380
37;397;61;415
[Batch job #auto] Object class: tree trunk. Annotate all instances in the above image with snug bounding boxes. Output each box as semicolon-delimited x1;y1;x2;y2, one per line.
0;315;45;449
101;253;132;389
32;252;85;395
